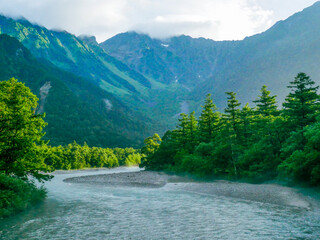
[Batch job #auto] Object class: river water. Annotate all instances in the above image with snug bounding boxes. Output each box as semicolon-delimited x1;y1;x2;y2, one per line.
1;167;320;240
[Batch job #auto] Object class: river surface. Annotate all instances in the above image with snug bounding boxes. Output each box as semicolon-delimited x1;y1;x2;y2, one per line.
1;167;320;240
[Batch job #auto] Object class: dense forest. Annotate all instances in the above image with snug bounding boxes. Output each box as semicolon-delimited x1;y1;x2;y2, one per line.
0;78;141;218
141;73;320;186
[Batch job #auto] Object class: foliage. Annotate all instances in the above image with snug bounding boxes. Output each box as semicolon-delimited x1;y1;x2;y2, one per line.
283;72;319;130
279;121;320;185
142;73;320;185
0;78;51;181
42;142;141;170
0;174;47;218
0;78;142;218
0;34;151;148
140;134;162;168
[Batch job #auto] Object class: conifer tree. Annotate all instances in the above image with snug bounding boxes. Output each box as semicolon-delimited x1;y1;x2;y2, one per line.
186;111;198;151
198;94;220;142
224;92;241;134
283;72;319;129
176;113;189;147
253;85;278;116
224;92;241;176
238;103;254;146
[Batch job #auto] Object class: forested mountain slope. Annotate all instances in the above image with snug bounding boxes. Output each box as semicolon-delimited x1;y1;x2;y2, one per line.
1;2;320;146
0;34;150;147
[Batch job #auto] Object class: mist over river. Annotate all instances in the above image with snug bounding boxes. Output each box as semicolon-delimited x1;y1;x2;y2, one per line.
1;167;320;240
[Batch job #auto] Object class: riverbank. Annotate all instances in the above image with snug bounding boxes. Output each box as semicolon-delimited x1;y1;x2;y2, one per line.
2;168;320;240
0;174;47;218
64;170;312;209
64;171;187;188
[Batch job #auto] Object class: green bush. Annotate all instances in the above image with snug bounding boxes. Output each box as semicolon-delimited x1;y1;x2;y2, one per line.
0;174;47;218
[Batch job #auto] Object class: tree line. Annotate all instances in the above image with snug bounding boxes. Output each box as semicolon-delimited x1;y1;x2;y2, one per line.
0;78;141;218
42;142;141;170
141;73;320;185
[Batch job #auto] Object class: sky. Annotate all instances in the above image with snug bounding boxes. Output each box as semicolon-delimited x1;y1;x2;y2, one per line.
0;0;318;42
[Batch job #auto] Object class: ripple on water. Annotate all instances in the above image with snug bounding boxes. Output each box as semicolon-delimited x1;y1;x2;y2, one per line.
1;168;320;240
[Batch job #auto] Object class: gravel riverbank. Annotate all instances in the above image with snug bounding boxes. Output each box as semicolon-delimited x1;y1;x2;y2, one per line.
64;171;311;209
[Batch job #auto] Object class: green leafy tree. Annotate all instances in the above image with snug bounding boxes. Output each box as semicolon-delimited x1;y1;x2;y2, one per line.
140;133;162;167
0;78;51;181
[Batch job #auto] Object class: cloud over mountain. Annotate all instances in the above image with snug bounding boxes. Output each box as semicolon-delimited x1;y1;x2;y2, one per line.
0;0;317;42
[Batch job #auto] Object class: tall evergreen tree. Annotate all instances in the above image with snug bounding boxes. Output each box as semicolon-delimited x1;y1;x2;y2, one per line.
176;113;189;147
253;85;278;116
198;94;220;142
283;72;319;129
238;103;254;147
186;111;198;151
224;92;241;134
224;92;241;176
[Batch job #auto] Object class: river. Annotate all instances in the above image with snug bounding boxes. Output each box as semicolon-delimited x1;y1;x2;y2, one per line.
1;167;320;240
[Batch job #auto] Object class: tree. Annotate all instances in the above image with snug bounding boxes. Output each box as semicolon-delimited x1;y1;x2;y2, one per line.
176;113;189;147
186;111;198;151
198;94;220;143
253;85;278;116
0;78;51;181
279;121;320;185
224;92;241;176
283;73;319;130
238;103;254;147
224;92;241;134
140;133;162;167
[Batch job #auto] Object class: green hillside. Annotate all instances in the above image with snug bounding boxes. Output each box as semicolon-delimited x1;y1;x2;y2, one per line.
0;34;150;147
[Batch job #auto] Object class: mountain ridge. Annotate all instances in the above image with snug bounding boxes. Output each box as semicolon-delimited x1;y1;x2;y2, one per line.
1;2;320;146
0;34;150;147
102;1;320;108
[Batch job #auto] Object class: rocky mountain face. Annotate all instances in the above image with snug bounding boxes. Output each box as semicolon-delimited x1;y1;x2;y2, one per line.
102;2;320;108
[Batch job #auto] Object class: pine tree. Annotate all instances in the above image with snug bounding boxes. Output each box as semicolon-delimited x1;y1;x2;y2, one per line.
176;113;189;147
224;92;241;176
198;94;220;142
283;72;319;129
224;92;241;134
187;111;198;150
253;85;278;116
238;103;254;147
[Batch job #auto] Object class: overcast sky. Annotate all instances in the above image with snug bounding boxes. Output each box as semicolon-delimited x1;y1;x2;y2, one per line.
0;0;318;42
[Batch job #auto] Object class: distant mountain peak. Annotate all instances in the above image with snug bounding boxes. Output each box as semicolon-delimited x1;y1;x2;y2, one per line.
78;35;99;46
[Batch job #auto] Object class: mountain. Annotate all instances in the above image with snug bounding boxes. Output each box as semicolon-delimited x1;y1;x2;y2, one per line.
1;2;320;147
0;15;156;105
0;15;180;133
0;34;150;147
102;2;320;109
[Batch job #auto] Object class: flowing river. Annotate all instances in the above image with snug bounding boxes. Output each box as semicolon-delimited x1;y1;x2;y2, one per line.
1;167;320;240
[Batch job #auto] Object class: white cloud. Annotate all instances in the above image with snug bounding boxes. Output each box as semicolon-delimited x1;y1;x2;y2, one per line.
0;0;317;42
